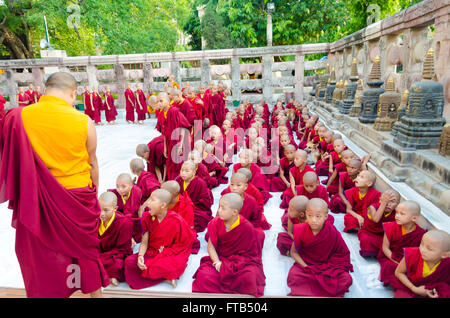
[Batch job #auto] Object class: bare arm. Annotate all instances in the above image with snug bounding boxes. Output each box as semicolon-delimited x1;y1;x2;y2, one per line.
287;217;294;239
280;166;290;187
290;243;307;267
137;232;149;270
290;172;297;196
86;118;99;190
326;169;338;187
382;233;398;264
207;238;220;264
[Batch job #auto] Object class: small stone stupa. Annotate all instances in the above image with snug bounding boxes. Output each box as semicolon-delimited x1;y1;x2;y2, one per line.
393;48;446;149
391;89;409;137
316;63;330;101
373;77;401;131
439;124;450;157
325;67;336;104
359;56;385;123
340;58;359;114
349;79;364;117
332;79;344;107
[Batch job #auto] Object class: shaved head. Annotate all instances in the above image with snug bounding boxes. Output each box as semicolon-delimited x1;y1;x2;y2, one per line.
303;171;318;184
333;133;342;141
221;193;244;212
424;229;450;252
152;189;172;205
231;172;247;184
341;149;354;158
285;144;296;152
136;144;150;157
348;159;362;169
149;95;158;105
307;198;329;215
289;195;309;213
237;168;252;181
182;160;197;170
117;173;133;185
130;158;145;173
161;180;180;196
99;192;118;206
295;149;308;160
399;200;421;217
45;72;77;93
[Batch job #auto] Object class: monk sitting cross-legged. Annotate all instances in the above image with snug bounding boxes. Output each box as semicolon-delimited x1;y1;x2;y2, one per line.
130;158;160;205
287;198;354;297
192;193;266;297
98;192;133;287
124;189;194;290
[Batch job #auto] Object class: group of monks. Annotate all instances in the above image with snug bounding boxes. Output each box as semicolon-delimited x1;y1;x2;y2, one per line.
16;84;42;108
96;82;450;298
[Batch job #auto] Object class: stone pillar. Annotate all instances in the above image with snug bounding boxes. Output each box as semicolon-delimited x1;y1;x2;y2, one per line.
434;11;450;122
201;58;211;86
267;13;273;47
6;69;18;108
171;60;181;87
143;62;153;94
262;54;273;105
294;53;304;102
86;65;99;89
32;67;45;90
114;64;126;109
231;54;241;102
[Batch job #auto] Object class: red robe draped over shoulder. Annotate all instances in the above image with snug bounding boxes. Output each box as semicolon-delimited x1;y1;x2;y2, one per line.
104;93;118;122
124;210;194;289
287;221;353;297
125;88;136;122
343;186;381;233
192;216;266;297
135;89;147;121
0;108;109;297
136;170;160;204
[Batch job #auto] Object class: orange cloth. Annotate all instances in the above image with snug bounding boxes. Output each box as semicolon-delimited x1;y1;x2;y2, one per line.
22;95;92;189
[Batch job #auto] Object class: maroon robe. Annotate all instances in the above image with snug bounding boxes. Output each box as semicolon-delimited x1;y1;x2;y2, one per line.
0;108;109;297
135;89;147;121
17;92;30;107
0;94;6;120
190;96;204;121
329;171;356;214
99;213;133;281
327;162;348;196
83;91;94;120
196;162;218;189
156;107;191;180
198;93;212;123
233;163;272;204
377;222;426;288
108;187;143;243
171;194;200;254
192;216;266;297
136;170;160;204
124;210;194;289
270;157;295;192
295;184;330;206
91;92;102;124
175;176;213;233
280;165;318;209
125;88;136;122
175;98;196;126
343;186;381;233
147;136;165;177
357;202;396;257
287;221;353;297
394;247;450;298
104;93;118;122
202;153;228;185
211;93;225;127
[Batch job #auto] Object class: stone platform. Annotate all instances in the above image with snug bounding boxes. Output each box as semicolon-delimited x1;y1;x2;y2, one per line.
309;99;450;216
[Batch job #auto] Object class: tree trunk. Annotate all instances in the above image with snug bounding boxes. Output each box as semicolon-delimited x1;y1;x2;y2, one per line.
1;26;32;59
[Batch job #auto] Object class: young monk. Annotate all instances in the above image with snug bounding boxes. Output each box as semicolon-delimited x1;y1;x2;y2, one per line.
188;149;218;189
125;83;136;124
192;193;266;297
326;148;355;196
314;130;334;176
280;149;317;209
357;189;399;257
124;189;194;290
175;160;214;233
82;86;94;120
329;159;362;214
108;173;143;244
159;181;200;254
378;200;426;288
277;196;309;256
270;144;296;192
195;140;228;185
98;192;133;286
135;84;147;124
17;87;30;107
173;89;196;126
233;148;272;204
344;170;381;233
130;158;160;204
287;198;353;297
103;86;118;124
91;88;103;125
394;229;450;298
295;171;330;206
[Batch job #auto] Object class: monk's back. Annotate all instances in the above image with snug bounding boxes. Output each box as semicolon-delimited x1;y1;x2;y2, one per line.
21;95;92;189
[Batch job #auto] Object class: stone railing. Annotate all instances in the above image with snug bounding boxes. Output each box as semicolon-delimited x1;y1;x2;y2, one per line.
0;43;329;108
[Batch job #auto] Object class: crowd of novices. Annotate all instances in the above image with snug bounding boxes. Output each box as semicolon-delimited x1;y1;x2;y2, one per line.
5;75;449;298
90;78;450;298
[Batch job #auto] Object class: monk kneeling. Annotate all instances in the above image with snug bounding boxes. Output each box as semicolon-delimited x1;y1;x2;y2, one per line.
287;198;353;297
192;193;266;297
124;189;194;290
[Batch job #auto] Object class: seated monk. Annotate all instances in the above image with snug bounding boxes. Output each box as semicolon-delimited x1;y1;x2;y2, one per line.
277;196;308;256
160;180;200;254
270;144;296;192
357;189;399;258
344;170;381;233
175;160;214;233
378;201;426;288
194;140;228;185
130;158;160;204
108;173;143;245
124;189;194;290
329;159;362;214
188;149;218;189
233;148;272;204
287;198;354;297
280;149;318;209
326;148;355;197
136;141;166;184
314;130;334;176
192;193;266;297
98;192;133;286
294;171;330;206
394;230;450;298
